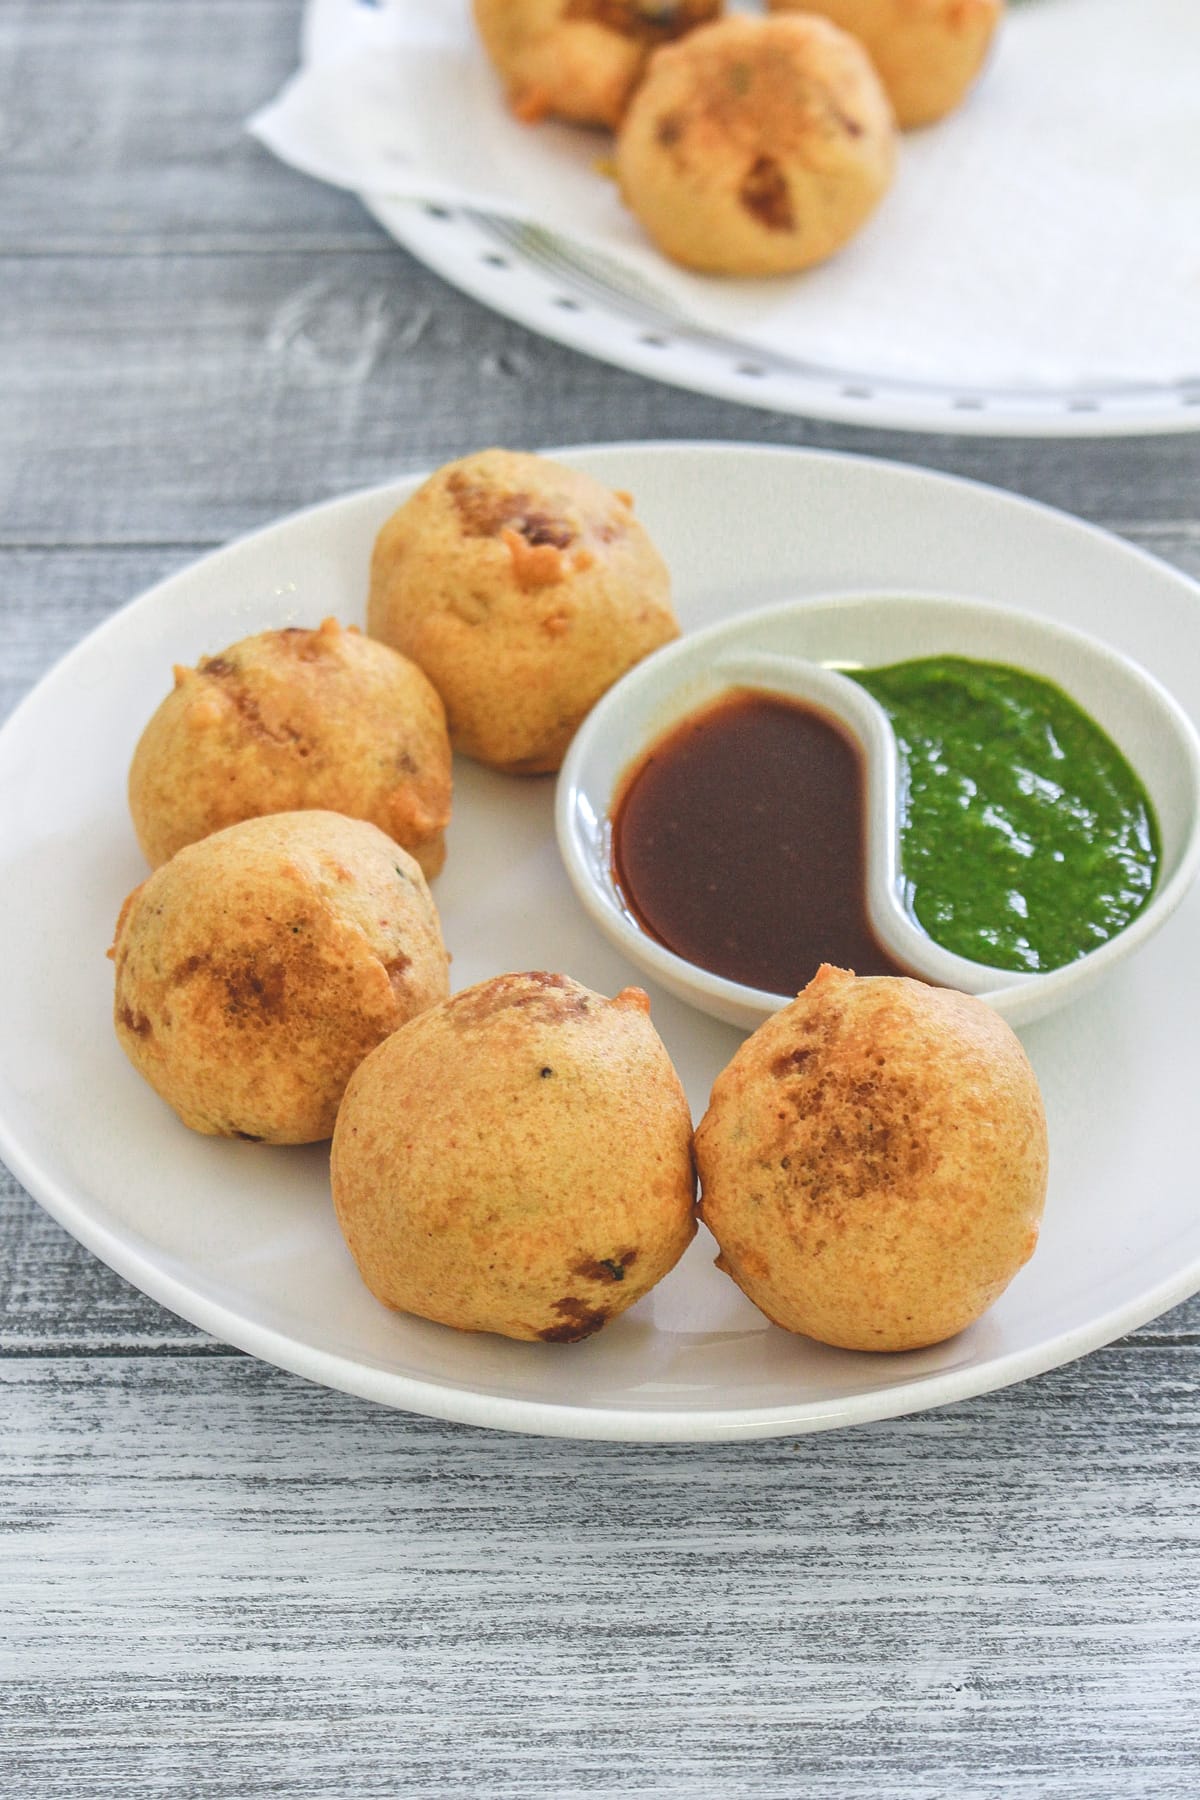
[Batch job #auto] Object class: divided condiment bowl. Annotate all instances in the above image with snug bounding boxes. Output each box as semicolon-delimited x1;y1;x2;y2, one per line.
556;593;1200;1030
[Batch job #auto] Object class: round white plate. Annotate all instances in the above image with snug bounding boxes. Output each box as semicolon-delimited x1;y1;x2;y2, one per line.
371;197;1200;439
257;1;1200;438
3;443;1200;1440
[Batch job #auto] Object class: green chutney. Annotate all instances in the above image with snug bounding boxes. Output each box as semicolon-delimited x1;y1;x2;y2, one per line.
849;656;1160;973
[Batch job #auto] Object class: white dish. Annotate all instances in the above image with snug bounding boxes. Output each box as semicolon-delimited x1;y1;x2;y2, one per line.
4;443;1200;1441
558;593;1200;1030
375;198;1200;440
262;0;1200;435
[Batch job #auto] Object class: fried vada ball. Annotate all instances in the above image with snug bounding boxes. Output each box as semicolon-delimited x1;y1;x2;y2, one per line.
473;0;723;130
768;0;1003;129
110;811;450;1145
367;450;679;774
615;15;896;276
694;965;1048;1351
331;973;697;1341
129;617;452;879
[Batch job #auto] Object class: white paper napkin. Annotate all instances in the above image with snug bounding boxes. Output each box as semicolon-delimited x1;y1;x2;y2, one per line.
250;0;1200;388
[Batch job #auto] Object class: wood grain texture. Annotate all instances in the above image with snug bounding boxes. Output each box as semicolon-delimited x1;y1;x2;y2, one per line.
4;2;1200;1793
4;244;1200;550
3;1353;1200;1798
0;0;372;254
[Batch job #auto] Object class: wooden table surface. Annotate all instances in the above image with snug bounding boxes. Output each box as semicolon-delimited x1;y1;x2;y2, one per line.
4;6;1200;1795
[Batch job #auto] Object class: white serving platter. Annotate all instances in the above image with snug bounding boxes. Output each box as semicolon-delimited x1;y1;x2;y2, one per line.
2;443;1200;1439
247;0;1200;436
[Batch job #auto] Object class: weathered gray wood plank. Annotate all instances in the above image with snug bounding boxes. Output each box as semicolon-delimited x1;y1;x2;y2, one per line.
2;1352;1200;1798
4;252;1200;550
0;0;374;254
0;547;194;722
0;1171;212;1348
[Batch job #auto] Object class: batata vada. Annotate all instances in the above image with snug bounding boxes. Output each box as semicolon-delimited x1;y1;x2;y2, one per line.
767;0;1003;129
110;811;450;1145
129;617;452;878
694;964;1047;1350
473;0;723;130
367;449;679;773
331;972;697;1341
615;14;896;275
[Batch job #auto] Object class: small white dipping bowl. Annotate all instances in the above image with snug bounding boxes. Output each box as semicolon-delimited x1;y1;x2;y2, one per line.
556;593;1200;1030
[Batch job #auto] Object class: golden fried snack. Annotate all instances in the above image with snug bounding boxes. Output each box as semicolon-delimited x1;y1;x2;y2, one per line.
694;965;1048;1351
767;0;1003;129
331;973;697;1341
110;811;450;1145
473;0;723;129
615;14;896;275
128;617;452;878
367;450;679;774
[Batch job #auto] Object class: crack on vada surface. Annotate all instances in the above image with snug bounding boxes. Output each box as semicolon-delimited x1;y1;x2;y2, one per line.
501;527;570;590
194;662;309;750
739;154;795;231
172;947;294;1021
117;1003;153;1038
537;1296;611;1342
447;473;575;550
564;0;715;43
445;971;591;1028
574;1249;640;1283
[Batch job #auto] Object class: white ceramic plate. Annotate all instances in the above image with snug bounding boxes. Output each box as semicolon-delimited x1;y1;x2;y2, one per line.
3;444;1200;1441
260;1;1200;438
372;197;1200;439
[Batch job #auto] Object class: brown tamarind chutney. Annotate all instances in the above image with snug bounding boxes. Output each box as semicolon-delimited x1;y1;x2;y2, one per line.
610;688;911;995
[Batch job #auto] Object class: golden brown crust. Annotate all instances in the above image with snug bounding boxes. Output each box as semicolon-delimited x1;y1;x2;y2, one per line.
615;14;896;275
767;0;1004;129
128;618;452;877
473;0;723;129
367;449;679;773
110;811;450;1144
694;964;1048;1350
330;971;697;1340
